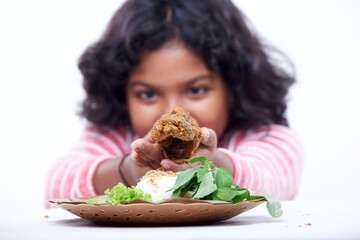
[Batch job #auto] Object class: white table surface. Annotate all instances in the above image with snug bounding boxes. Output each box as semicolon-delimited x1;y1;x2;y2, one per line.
1;200;359;240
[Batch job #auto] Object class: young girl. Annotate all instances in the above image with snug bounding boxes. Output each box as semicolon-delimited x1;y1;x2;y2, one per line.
46;0;302;205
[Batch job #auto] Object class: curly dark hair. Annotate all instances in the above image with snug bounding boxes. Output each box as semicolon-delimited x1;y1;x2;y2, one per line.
78;0;295;132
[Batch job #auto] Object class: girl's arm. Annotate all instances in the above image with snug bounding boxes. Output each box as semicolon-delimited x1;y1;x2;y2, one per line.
218;125;303;200
45;125;134;207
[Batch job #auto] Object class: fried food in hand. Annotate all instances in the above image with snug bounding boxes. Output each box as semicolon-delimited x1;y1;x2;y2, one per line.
151;107;202;163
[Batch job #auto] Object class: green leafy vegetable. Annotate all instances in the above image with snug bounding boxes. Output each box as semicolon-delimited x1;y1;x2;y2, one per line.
213;187;236;201
170;156;283;218
192;171;217;199
231;188;251;203
85;182;151;205
265;198;283;218
214;167;233;188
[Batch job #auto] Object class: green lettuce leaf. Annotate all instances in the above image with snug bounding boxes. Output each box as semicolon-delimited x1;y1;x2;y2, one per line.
105;182;152;205
85;182;151;205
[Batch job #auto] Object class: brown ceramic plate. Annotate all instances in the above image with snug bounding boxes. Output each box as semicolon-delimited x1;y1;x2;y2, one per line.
49;197;265;226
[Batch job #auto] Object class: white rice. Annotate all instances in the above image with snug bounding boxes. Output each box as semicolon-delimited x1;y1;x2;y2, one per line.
136;169;177;203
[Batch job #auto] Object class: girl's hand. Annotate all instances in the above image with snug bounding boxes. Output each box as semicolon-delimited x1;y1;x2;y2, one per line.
128;127;233;182
130;131;164;169
160;127;217;172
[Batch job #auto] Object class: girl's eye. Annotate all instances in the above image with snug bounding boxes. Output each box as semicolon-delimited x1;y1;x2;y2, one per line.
137;91;157;100
187;87;207;96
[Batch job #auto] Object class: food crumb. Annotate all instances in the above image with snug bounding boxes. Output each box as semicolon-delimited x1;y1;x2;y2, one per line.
285;226;289;228
298;225;302;227
227;225;231;227
141;168;176;179
304;223;312;226
44;215;49;219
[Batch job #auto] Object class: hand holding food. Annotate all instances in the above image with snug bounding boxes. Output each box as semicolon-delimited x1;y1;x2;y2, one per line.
131;107;226;176
130;107;204;172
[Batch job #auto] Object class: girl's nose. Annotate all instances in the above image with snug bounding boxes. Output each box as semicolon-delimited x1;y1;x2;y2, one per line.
163;97;183;114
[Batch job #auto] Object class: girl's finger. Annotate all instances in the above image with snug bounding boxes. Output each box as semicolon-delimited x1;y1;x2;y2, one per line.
132;151;161;169
131;139;164;170
131;151;148;167
160;159;198;172
200;127;217;148
131;139;163;160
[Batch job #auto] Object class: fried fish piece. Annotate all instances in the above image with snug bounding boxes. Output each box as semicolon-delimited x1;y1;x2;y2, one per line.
151;107;202;163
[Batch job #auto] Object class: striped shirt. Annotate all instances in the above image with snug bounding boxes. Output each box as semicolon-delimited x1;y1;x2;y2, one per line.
45;124;302;207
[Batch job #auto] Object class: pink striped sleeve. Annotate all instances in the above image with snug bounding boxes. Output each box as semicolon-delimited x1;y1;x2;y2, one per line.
218;125;303;200
45;125;134;208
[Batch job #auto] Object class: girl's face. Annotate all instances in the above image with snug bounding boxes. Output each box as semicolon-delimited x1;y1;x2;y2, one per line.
126;44;229;139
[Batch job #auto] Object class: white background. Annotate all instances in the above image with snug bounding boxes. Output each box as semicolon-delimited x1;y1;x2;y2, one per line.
0;0;359;212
